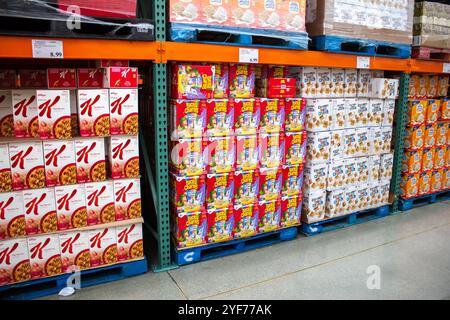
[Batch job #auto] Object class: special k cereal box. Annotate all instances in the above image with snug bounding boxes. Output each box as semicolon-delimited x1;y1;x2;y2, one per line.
404;125;425;151
259;98;285;134
305;99;332;132
43;140;76;187
0;70;17;89
75;137;106;183
380;153;394;182
36;90;71;139
426;99;439;124
331;99;346;130
54;184;87;230
77;69;104;88
422;148;435;172
205;173;234;211
0;238;31;286
0;90;13;137
345;98;358;128
233;98;259;135
430;169;443;193
113;178;141;221
59;231;91;272
331;68;345;98
356;99;370;128
28;234;61;279
9;142;45;190
170;138;204;176
368;155;381;182
12;90;38;138
258;199;281;233
284;131;306;166
303;162;327;191
77;89;110;137
281;165;304;198
234;170;259;207
316;68;332;98
205;99;233;137
344;69;358;97
259;133;283;169
88;228;117;267
327;160;345;190
172;208;207;248
383;99;396;127
436;123;447;147
258;167;282;202
212;64;229;98
302;190;326;223
109;136;140;179
381;126;393;154
434;146;445;169
229;64;255;98
0;144;12;193
103;67;138;88
368;99;383;127
70;91;78;137
357;69;371;97
23;188;57;235
284;98;306;132
203;136;235;174
47;69;76;89
170;173;206;213
170;0;202;23
438;76;449;97
402;150;422;174
206;207;234;243
325;189;346;218
0;191;25;239
18;70;47;89
300;67;317;98
233;204;258;238
419;170;432;196
109;89;138;135
306;131;331;163
85;181;115;225
424;124;437;149
406;100;426;126
235;135;259;171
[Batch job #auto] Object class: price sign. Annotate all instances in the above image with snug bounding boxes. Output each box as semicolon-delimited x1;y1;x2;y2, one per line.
357;56;370;69
239;48;259;64
32;39;64;59
443;63;450;74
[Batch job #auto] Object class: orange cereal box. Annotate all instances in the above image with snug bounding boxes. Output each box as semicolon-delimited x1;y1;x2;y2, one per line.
440;98;450;120
424;123;437;149
281;0;306;32
408;75;419;98
113;178;141;221
446;145;450;168
436;123;447;147
425;99;439;124
88;228;117;267
59;231;91;272
417;75;428;98
9;142;45;190
0;238;31;286
116;223;144;261
406;100;426;126
0;90;13;137
438;76;449;97
230;0;257;27
402;150;422;174
434;146;445;169
12;90;38;138
0;191;25;240
170;0;202;23
418;170;432;196
85;181;115;226
75;137;106;183
0;143;12;192
443;168;450;190
430;169;443;193
43;140;77;187
28;234;62;279
36;90;72;139
404;125;425;151
400;173;419;199
23;188;57;235
422;148;435;172
427;75;438;98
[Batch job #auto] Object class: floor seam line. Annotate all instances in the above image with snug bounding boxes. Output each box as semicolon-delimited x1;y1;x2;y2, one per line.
167;271;190;300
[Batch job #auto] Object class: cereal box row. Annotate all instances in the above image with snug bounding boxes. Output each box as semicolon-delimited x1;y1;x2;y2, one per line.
404;123;450;151
408;75;449;99
406;99;449;126
0;223;143;286
401;169;450;199
402;146;450;174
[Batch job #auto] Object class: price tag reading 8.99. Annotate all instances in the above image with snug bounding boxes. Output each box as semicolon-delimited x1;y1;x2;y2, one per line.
239;48;259;64
32;39;64;59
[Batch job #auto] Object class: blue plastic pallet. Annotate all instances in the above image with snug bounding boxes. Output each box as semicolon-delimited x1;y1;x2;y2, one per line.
311;35;411;58
301;205;390;236
399;190;450;212
174;227;298;266
169;23;309;50
0;258;148;300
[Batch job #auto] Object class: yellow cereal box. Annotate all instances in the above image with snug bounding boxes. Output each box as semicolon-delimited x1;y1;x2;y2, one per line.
424;124;437;149
418;170;432;195
404;125;425;151
402;150;422;174
401;173;419;199
407;100;426;126
426;99;439;124
421;148;435;172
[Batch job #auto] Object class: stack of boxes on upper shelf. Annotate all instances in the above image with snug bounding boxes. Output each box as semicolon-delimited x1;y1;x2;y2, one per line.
170;63;307;249
0;64;144;286
297;67;399;223
401;75;450;199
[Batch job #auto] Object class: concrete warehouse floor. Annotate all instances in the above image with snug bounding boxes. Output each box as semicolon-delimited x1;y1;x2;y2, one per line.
43;200;450;300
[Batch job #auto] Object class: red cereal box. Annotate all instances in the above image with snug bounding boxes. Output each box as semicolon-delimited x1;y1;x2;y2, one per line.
113;178;141;221
259;133;283;169
0;70;17;89
116;223;144;260
268;79;296;98
258;167;282;202
170;138;204;176
12;90;38;138
213;64;229;98
37;90;72;140
205;99;233;137
75;137;106;183
77;89;110;137
268;77;296;89
206;207;234;243
235;135;259;171
203;136;235;174
280;195;302;228
229;64;255;98
431;169;443;193
205;173;234;211
96;60;129;68
28;234;61;279
85;181;115;225
170;99;206;139
172;64;215;99
258;199;281;233
233;170;259;207
70;91;78;137
418;170;432;195
9;142;45;190
109;88;138;135
172;209;207;249
0;143;12;192
284;98;306;132
23;188;57;235
43;140;76;187
77;69;104;88
170;173;206;213
54;184;87;230
109;136;140;179
47;69;77;89
18;70;47;88
281;165;304;198
88;228;117;267
59;231;91;272
283;131;307;167
233;98;260;135
436;123;447;147
259;98;285;134
233;204;258;239
0;90;13;137
0;238;31;285
424;124;437;149
103;67;138;88
434;146;446;169
0;191;25;240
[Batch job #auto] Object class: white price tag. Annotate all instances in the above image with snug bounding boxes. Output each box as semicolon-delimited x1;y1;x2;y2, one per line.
32;39;64;59
443;63;450;74
357;56;370;69
239;48;259;64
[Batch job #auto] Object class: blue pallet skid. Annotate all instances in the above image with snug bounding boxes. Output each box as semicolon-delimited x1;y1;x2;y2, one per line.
311;35;411;58
175;227;298;266
301;205;390;236
0;258;148;300
399;190;450;212
169;23;309;50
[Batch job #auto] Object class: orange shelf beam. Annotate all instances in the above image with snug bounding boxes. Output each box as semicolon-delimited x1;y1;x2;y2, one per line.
409;59;447;74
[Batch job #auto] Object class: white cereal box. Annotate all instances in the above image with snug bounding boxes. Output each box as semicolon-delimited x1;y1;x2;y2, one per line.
0;191;25;240
331;99;346;130
306;131;331;163
330;68;345;98
368;99;384;127
371;127;383;155
357;69;371;97
370;78;399;99
74;137;106;183
54;184;87;230
327;160;346;190
59;231;91;272
36;90;71;139
116;223;144;261
303;162;328;191
380;153;394;182
109;88;138;135
357;186;371;211
343;129;357;158
300;67;317;98
9;141;45;190
381;127;393;154
23;188;57;235
0;238;31;286
113;178;142;221
345;185;359;213
11;90;38;138
356;98;370;127
316;68;332;98
305;99;332;132
326;188;346;218
88;228;118;267
368;155;381;182
383;99;395;127
28;234;62;279
368;182;381;208
355;128;370;157
330;130;345;159
77;89;110;137
302;190;326;223
109;136;140;179
85;180;115;226
344;69;358;97
355;157;369;184
380;181;391;204
345;98;358;128
0;143;12;192
0;90;13;137
43;140;77;187
344;158;358;186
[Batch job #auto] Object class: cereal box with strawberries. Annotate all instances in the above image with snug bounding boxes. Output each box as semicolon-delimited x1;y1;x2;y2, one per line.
422;148;435;172
284;98;306;132
205;173;234;211
426;99;439;124
0;143;12;193
402;150;422;174
300;67;317;98
280;196;302;227
23;188;57;235
85;181;115;225
357;69;371;97
18;70;47;89
438;76;449;97
47;69;76;89
0;238;31;285
233;98;259;135
88;228;117;267
235;135;259;171
12;90;38;138
383;99;396;127
77;68;104;88
0;191;25;240
316;68;332;98
206;207;234;243
381;126;393;154
404;125;425;151
368;155;381;182
170;173;206;213
9;142;45;190
172;64;215;99
233;204;258;239
304;162;327;191
283;131;306;166
356;98;370;128
344;69;358;97
109;88;138;135
116;223;144;260
172;210;207;249
170;138;204;176
258;199;281;233
28;234;61;279
75;137;106;183
258;167;282;202
431;169;443;193
368;99;383;127
419;170;432;196
327;160;345;190
0;70;17;89
43;140;77;187
59;231;91;272
229;64;255;98
0;90;13;137
103;67;138;89
259;133;283;169
345;98;358;128
259;98;285;134
380;153;394;182
36;90;72;139
171;99;206;139
305;99;332;132
355;156;369;184
54;184;87;230
406;100;426;126
233;170;259;207
424;124;437;149
205;99;233;137
281;165;304;198
203;136;235;174
331;68;345;98
330;130;344;160
325;188;346;218
306;131;331;163
113;178;141;221
212;64;229;98
109;136;140;179
434;146;445;169
331;99;346;130
302;190;326;223
77;89;110;137
436;123;447;147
